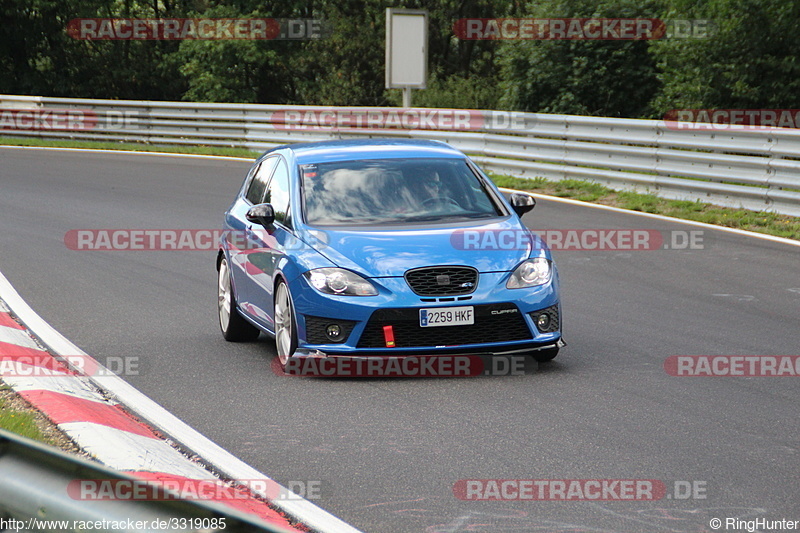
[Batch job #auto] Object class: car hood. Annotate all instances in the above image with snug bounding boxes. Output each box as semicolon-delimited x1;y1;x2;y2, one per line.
304;218;542;277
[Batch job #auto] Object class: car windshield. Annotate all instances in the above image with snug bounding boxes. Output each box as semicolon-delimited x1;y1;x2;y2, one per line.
301;157;503;225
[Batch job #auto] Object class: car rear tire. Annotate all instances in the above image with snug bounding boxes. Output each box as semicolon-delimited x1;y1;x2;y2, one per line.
531;346;559;362
218;257;260;342
274;279;298;367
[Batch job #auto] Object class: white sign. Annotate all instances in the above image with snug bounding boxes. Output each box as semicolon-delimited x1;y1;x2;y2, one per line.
385;9;428;89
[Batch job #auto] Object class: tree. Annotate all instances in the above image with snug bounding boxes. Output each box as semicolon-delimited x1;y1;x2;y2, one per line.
650;0;800;114
0;0;195;99
497;0;665;117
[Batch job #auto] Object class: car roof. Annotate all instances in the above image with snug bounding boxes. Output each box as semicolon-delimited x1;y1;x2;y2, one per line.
263;138;467;165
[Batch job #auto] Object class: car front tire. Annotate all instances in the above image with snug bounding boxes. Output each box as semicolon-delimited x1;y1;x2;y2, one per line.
274;279;298;367
218;257;260;342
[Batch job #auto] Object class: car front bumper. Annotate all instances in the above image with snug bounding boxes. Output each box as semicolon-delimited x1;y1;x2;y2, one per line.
288;270;562;356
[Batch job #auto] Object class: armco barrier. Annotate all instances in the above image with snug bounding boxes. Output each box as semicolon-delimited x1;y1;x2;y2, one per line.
2;94;799;216
0;429;294;533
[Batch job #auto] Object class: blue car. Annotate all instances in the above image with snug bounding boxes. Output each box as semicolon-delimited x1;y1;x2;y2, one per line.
216;139;562;370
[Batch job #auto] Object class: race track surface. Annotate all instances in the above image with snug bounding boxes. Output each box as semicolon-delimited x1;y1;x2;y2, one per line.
1;147;798;532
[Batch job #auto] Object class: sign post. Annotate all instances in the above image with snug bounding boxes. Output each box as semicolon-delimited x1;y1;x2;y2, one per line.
385;8;428;108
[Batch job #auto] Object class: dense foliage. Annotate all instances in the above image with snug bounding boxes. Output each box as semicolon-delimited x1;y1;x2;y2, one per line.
1;0;797;117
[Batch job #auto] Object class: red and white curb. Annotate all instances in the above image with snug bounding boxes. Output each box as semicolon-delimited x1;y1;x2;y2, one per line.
0;272;362;533
0;299;302;531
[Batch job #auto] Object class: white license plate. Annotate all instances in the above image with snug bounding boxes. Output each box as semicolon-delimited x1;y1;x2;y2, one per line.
419;306;474;328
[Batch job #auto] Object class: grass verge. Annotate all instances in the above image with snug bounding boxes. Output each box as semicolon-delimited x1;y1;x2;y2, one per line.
490;174;800;240
0;391;49;442
0;135;260;159
0;384;82;454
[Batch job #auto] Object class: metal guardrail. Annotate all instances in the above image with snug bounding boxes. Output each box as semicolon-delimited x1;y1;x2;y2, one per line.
2;94;799;216
0;429;294;533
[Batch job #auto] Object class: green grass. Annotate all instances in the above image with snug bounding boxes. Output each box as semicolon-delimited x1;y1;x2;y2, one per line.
491;174;613;202
0;393;51;444
616;192;800;239
0;135;260;159
488;171;800;240
490;174;550;191
2;135;799;241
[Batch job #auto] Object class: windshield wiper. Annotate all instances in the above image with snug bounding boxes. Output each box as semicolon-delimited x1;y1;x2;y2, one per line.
460;212;496;218
402;213;490;222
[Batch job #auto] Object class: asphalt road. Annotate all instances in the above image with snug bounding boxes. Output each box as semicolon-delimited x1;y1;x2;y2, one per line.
1;147;799;532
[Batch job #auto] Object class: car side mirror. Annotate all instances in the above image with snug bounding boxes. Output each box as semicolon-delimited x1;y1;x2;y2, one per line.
509;193;536;217
246;203;275;226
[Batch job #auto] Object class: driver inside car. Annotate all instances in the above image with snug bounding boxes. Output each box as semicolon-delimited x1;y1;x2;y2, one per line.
406;165;457;208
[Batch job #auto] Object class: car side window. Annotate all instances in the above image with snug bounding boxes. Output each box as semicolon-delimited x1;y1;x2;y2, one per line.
265;158;291;226
245;156;279;204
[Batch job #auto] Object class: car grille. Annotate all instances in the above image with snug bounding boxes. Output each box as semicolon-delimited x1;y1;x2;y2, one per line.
356;303;532;349
404;266;478;296
304;316;357;344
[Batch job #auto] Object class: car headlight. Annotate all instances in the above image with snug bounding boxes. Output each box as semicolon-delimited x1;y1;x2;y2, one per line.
304;268;378;296
506;258;552;289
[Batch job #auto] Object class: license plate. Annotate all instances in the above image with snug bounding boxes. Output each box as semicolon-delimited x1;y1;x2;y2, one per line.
419;306;474;328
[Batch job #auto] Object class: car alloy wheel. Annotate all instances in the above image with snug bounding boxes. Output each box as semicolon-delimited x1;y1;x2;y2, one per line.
274;280;298;366
218;257;260;341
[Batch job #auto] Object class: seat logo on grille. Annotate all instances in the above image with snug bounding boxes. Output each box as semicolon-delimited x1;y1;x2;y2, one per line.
436;274;451;285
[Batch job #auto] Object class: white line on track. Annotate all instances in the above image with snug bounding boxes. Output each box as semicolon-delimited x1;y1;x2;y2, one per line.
0;144;251;161
500;189;800;249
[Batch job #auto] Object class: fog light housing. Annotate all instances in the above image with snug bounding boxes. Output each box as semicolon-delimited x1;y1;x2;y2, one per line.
304;316;355;344
529;304;560;333
536;313;550;330
325;324;343;341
